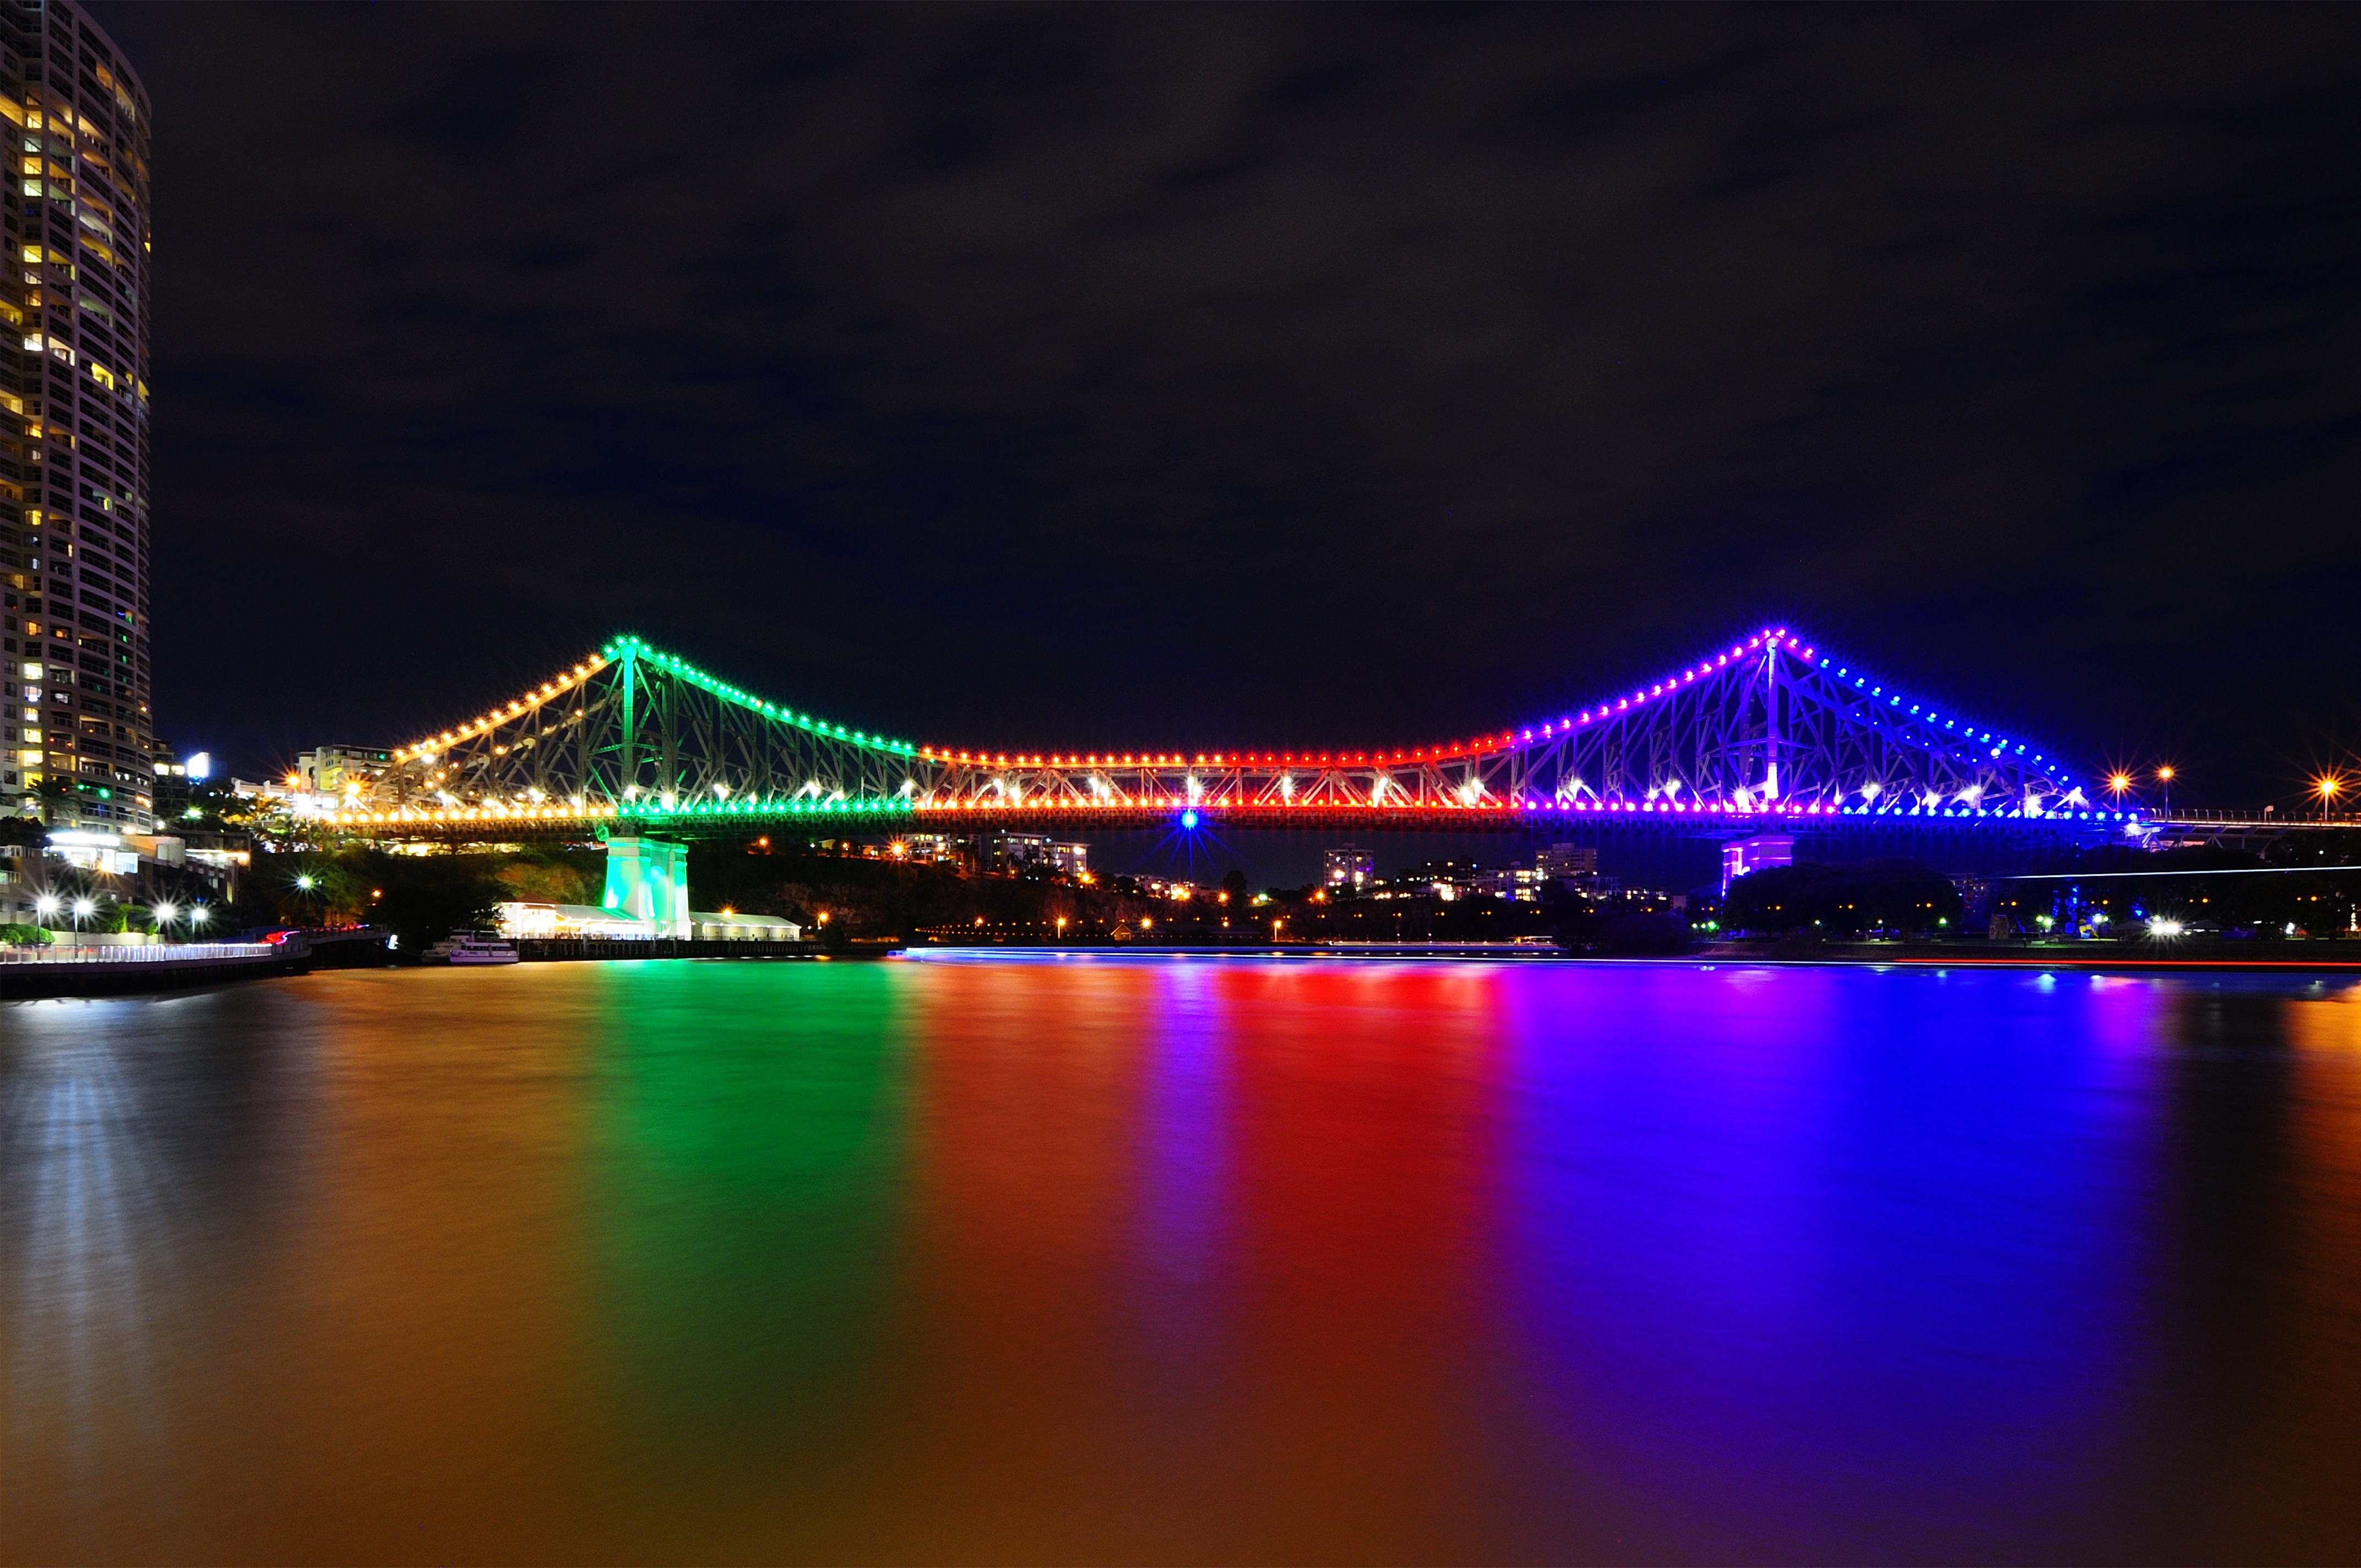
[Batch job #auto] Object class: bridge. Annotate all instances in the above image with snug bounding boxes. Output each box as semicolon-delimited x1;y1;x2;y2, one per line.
315;625;2145;841
290;624;2354;934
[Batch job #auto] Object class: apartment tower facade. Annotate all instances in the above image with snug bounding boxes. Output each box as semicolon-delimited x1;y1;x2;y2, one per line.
0;0;153;830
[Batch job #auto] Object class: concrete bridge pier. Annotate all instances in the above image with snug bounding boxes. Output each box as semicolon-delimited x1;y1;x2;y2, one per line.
602;835;691;938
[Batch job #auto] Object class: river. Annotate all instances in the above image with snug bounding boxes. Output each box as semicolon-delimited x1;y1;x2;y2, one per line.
6;956;2360;1563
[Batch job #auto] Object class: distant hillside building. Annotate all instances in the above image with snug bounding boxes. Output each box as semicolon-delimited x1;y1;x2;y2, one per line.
892;833;962;865
977;832;1088;879
297;744;393;797
1323;845;1374;889
1721;834;1794;892
1537;844;1600;881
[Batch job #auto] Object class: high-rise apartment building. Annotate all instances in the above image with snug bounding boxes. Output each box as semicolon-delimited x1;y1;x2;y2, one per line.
0;0;153;830
1323;844;1374;889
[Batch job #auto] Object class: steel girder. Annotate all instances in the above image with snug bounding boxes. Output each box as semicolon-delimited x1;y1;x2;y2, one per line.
372;639;920;824
1504;630;2080;814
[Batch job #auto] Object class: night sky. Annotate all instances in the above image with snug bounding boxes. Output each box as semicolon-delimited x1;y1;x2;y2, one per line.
92;4;2361;808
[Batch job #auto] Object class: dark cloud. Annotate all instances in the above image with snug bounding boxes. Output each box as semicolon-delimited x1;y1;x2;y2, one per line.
93;3;2361;803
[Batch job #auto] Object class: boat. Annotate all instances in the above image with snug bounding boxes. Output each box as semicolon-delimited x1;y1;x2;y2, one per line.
423;933;520;966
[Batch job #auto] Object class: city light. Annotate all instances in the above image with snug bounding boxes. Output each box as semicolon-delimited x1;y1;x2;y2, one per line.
1180;809;1200;830
153;901;179;925
34;893;58;918
2148;917;2185;938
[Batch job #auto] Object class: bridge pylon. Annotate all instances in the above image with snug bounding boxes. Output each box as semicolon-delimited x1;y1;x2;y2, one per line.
602;835;690;938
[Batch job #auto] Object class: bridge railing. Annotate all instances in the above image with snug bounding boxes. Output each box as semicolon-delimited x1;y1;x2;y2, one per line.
0;942;282;965
2153;810;2358;829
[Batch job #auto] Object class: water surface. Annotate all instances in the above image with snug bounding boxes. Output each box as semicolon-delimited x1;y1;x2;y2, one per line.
6;957;2360;1563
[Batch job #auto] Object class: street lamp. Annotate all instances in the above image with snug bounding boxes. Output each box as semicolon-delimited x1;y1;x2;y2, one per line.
33;892;58;931
153;900;179;939
190;906;211;932
2319;775;2344;820
70;896;95;935
2107;771;2134;803
290;872;327;929
2156;765;2175;818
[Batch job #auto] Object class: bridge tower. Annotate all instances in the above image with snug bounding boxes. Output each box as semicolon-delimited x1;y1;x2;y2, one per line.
602;835;690;938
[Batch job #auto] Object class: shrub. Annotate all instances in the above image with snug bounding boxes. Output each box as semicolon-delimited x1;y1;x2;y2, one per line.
1591;911;1695;955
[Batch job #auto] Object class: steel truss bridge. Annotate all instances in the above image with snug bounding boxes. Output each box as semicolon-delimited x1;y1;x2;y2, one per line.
317;625;2162;846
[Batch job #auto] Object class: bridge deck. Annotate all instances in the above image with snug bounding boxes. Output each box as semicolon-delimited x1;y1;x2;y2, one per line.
322;801;2161;843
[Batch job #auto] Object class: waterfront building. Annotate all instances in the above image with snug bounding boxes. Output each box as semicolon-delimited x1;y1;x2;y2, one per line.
0;836;22;919
492;901;803;943
0;0;154;830
44;823;134;872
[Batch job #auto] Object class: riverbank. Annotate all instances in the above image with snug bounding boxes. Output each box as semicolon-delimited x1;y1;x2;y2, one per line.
912;940;1565;960
515;937;902;961
1695;937;2361;972
913;934;2361;972
0;940;313;999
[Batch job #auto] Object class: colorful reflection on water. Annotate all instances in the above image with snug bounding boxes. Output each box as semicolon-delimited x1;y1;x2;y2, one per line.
6;958;2359;1563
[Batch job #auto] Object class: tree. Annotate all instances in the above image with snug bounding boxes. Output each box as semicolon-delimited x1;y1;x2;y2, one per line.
1593;911;1695;955
1722;860;1964;938
496;853;593;905
34;774;73;824
361;851;503;953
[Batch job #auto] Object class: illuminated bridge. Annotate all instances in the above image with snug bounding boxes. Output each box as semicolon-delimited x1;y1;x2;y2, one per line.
319;625;2147;843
